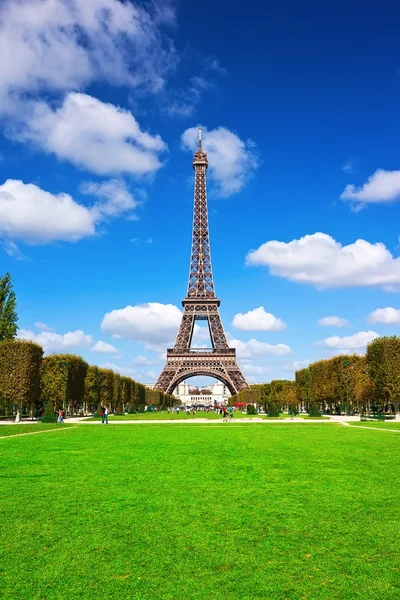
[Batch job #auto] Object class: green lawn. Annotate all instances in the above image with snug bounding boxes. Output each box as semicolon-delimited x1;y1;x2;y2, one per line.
350;421;400;431
87;410;261;421
1;424;400;599
0;422;73;437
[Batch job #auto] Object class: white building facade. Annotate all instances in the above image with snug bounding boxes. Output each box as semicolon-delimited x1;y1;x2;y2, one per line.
173;380;231;406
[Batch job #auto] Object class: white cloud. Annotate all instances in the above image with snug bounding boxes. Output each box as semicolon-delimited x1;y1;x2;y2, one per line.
166;76;211;118
133;355;159;366
341;169;400;206
99;362;134;376
18;328;93;353
318;330;379;350
101;302;182;345
34;322;54;332
142;369;158;382
284;359;311;372
16;93;167;176
91;340;119;354
242;364;269;376
0;178;140;247
191;324;211;347
81;179;139;218
368;307;400;324
229;338;291;359
2;240;27;260
232;306;286;331
0;0;176;108
246;232;400;290
317;316;349;327
181;125;259;197
0;179;95;244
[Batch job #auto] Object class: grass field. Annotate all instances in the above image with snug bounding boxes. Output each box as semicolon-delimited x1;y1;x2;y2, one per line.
0;423;73;437
350;421;400;431
88;411;264;421
1;423;400;599
87;411;308;421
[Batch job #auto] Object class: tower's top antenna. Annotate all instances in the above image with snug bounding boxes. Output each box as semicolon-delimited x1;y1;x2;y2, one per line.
198;127;202;149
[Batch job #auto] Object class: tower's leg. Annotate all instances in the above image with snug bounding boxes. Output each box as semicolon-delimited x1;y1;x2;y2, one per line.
154;363;177;392
174;308;196;349
207;309;229;349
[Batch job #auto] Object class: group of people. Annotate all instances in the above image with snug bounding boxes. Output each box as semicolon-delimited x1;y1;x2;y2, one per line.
220;406;234;421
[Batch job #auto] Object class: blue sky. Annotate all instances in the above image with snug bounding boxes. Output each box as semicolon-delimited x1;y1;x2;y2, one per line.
1;0;400;385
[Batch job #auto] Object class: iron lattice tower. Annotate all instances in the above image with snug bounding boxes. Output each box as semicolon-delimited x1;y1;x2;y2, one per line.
154;129;249;396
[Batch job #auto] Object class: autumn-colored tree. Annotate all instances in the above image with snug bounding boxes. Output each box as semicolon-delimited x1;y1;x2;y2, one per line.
98;368;114;409
41;354;88;415
121;376;131;411
367;336;400;412
0;340;42;416
84;365;100;414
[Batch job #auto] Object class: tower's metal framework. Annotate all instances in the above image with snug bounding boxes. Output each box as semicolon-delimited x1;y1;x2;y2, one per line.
154;129;249;396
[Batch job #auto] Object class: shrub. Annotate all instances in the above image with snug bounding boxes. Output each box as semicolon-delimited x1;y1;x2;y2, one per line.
309;401;321;417
246;404;256;415
41;400;57;423
268;401;279;417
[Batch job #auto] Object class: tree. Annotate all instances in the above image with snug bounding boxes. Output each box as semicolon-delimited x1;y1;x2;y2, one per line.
309;401;321;417
41;400;57;423
41;354;88;415
367;336;400;413
84;365;100;414
0;273;18;341
99;369;114;408
268;400;279;417
0;340;42;417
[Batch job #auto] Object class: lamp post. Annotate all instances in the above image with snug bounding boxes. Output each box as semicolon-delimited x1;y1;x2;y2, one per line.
343;360;350;415
61;361;69;414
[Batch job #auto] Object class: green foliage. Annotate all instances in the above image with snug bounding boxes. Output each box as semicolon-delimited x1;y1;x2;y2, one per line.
41;400;57;423
98;368;114;408
41;354;88;414
309;401;321;417
235;388;259;406
246;404;256;415
0;339;42;415
0;272;18;341
295;355;374;413
84;365;100;412
113;373;123;414
367;336;400;411
268;400;279;417
121;376;131;411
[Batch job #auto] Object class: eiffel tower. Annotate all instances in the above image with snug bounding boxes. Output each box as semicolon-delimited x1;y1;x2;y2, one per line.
154;129;249;396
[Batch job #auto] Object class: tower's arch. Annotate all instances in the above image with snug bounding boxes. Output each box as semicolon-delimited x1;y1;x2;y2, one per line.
168;371;236;397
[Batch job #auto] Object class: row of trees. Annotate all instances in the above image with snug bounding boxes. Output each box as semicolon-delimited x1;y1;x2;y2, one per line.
297;337;400;414
230;337;400;415
229;380;301;415
0;340;175;417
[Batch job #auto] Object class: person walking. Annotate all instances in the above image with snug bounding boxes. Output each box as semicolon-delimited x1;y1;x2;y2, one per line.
58;409;64;423
104;406;109;424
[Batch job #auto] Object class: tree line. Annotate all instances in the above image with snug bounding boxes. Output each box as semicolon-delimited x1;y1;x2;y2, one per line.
0;272;174;416
230;337;400;415
0;339;175;417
